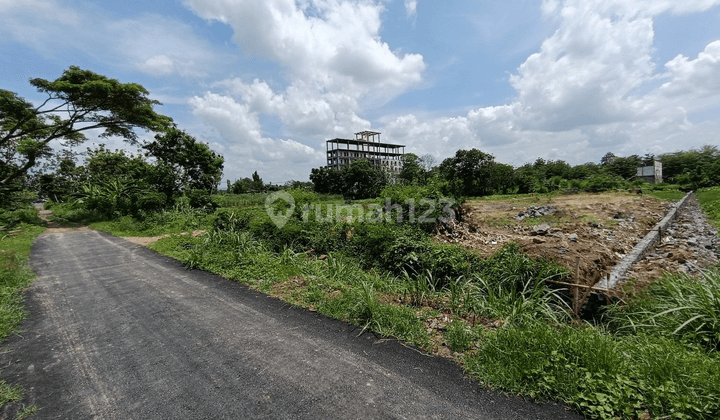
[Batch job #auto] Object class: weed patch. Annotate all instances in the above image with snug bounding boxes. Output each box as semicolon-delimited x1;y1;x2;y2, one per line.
0;222;45;414
466;321;720;419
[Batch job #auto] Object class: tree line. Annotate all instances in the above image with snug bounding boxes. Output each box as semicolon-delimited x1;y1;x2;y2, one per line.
309;146;720;200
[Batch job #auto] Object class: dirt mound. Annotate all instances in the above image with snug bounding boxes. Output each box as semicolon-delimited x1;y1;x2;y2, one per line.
436;192;672;287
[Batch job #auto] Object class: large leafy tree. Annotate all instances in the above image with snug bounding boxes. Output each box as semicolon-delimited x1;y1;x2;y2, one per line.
398;153;426;185
144;128;224;198
438;149;496;197
309;160;388;199
341;159;389;199
0;66;172;187
602;154;643;179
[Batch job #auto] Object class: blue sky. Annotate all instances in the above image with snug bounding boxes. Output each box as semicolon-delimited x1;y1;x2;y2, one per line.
2;0;720;183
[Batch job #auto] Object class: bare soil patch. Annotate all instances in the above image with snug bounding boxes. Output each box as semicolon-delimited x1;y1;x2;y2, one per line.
38;209;91;235
436;192;674;287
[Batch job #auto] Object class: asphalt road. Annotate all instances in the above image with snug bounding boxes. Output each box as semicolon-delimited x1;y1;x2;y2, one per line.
1;230;581;419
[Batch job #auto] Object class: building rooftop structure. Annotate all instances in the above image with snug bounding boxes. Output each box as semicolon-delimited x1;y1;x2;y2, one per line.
326;131;405;174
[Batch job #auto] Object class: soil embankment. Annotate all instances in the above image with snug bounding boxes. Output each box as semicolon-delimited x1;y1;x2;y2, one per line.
437;192;717;288
436;193;672;285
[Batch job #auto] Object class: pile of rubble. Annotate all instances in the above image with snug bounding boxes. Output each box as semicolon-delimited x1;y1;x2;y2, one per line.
513;206;556;221
624;195;719;282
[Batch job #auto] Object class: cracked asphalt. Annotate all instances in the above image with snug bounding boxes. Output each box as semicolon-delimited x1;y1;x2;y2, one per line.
0;230;581;419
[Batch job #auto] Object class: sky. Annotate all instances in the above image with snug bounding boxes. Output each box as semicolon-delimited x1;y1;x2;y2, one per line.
2;0;720;184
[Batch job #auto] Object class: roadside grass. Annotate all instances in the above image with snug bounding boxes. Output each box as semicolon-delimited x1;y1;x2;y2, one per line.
0;224;45;341
697;187;720;229
215;192;344;208
52;202;215;237
465;321;720;420
646;189;685;201
0;222;45;415
16;405;38;419
607;268;720;351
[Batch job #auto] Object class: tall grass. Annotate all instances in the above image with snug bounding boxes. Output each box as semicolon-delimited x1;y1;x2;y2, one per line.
214;193;268;208
697;186;720;228
607;268;720;350
471;276;571;324
0;224;44;340
465;320;720;419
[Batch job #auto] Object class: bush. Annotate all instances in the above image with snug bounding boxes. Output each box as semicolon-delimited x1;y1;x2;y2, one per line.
212;208;253;232
185;189;217;210
0;207;42;226
581;174;626;192
379;184;459;230
134;192;167;214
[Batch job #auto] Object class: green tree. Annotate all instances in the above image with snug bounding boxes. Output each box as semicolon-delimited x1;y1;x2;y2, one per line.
250;171;263;191
341;159;388;199
438;149;496;197
0;66;172;187
660;145;720;188
229;177;253;194
144;128;224;198
310;166;345;194
603;155;643;179
399;153;426;185
488;163;515;194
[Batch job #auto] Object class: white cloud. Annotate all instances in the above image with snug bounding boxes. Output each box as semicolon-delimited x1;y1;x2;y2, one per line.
181;0;426;179
190;92;325;181
138;55;175;76
0;0;226;78
378;0;720;167
658;40;720;102
405;0;417;18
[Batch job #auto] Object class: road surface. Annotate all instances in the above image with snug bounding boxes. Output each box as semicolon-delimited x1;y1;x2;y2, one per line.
1;230;580;419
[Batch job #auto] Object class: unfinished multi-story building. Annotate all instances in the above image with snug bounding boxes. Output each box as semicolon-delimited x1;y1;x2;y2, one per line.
326;131;405;174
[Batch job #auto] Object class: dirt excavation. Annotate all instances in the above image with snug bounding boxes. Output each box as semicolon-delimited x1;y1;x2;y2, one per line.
435;192;720;291
624;195;719;286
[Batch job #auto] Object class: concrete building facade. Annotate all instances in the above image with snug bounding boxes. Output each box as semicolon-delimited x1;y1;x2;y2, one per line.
326;131;405;175
636;160;663;184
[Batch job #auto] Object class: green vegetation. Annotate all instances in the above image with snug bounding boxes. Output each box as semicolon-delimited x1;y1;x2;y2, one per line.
75;186;720;419
608;268;720;351
0;223;44;340
5;66;720;419
1;66;172;191
697;187;720;229
646;188;686;201
16;405;38;420
465;321;720;420
0;218;45;414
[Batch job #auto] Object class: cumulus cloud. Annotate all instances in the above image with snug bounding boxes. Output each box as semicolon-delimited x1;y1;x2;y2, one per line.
190;92;325;180
182;0;426;179
183;0;424;94
379;0;720;166
658;40;720;102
